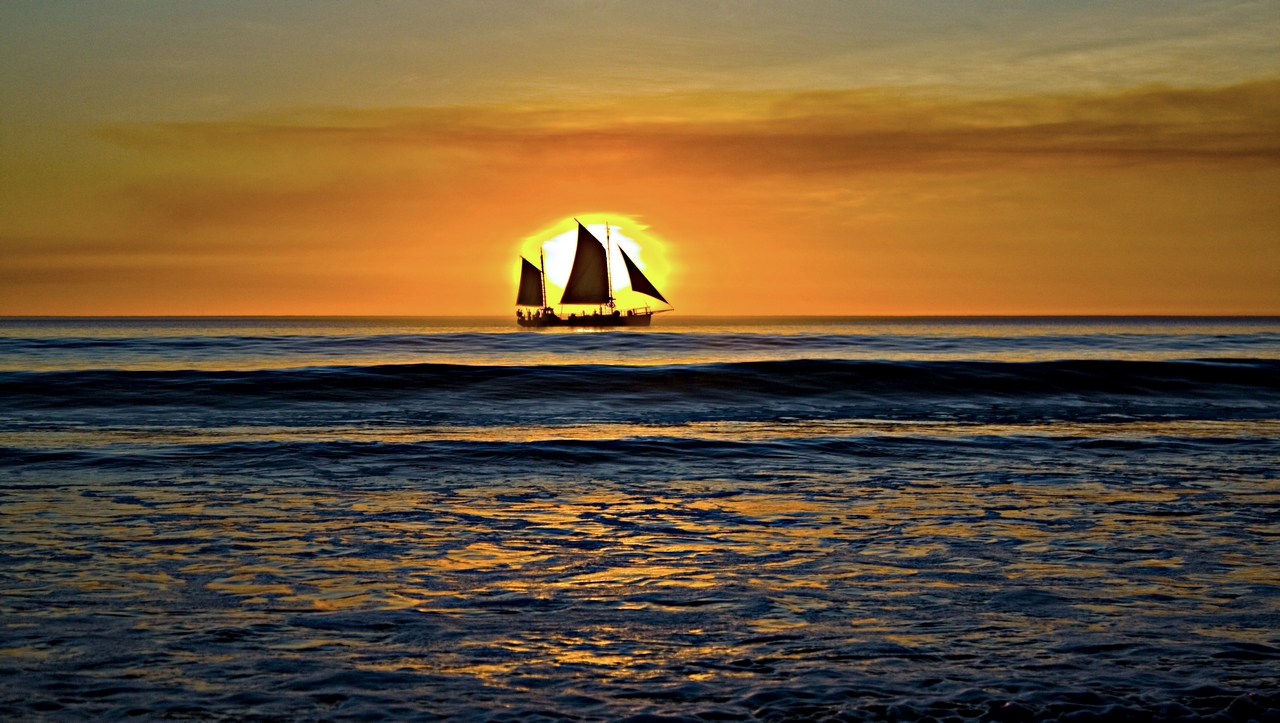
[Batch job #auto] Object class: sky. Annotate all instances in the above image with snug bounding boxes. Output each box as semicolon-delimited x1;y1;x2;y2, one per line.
1;1;1278;315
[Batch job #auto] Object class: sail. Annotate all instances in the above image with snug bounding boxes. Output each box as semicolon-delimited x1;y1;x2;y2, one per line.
619;246;668;304
559;223;611;305
516;257;544;306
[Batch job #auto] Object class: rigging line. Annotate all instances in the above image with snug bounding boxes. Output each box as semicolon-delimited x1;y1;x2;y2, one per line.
605;222;614;308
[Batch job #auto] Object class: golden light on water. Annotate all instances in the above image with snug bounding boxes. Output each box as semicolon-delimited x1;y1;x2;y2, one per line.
514;214;676;309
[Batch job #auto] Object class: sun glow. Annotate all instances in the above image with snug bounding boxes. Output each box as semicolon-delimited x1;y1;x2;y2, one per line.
514;214;675;309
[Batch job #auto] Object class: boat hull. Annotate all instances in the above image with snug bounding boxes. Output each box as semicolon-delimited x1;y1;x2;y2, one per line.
517;312;652;328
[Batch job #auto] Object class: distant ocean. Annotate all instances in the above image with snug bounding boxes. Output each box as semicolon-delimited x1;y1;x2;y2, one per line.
2;317;1278;722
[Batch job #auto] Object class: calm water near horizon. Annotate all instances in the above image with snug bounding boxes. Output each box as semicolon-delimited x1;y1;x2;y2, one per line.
1;317;1278;721
4;315;1280;370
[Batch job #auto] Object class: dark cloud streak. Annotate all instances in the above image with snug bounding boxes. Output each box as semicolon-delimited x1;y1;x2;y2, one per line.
101;81;1280;175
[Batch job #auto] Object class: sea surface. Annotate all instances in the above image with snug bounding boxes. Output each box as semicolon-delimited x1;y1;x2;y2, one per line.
1;317;1278;722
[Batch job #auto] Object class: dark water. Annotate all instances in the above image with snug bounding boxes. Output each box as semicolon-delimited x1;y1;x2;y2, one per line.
2;317;1278;722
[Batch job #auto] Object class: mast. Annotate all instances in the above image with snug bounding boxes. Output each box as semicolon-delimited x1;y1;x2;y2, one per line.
539;248;547;309
606;223;615;309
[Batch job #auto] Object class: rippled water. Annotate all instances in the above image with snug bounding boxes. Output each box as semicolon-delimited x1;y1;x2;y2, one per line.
1;317;1278;721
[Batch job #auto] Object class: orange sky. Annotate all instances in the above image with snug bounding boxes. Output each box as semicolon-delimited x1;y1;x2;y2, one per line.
2;2;1278;315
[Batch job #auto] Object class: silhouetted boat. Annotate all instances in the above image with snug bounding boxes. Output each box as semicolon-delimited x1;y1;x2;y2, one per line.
516;221;671;328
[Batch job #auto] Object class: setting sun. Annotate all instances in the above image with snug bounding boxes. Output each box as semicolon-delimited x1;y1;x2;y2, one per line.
515;214;676;312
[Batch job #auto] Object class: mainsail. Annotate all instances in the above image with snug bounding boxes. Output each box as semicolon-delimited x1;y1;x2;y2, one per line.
516;257;544;307
619;246;668;304
559;223;611;305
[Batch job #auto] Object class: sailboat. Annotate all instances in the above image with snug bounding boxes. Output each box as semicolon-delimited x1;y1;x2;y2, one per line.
515;221;672;328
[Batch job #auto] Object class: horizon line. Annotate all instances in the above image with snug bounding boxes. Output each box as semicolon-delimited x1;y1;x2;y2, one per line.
3;314;1279;321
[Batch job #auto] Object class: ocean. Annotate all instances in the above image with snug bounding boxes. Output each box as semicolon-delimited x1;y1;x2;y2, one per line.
1;316;1278;722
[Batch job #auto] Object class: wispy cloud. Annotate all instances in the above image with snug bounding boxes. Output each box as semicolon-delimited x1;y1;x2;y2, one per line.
104;80;1280;167
7;80;1277;315
91;81;1280;234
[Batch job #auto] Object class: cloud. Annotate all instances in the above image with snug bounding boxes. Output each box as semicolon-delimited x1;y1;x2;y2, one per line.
102;80;1280;171
87;80;1280;243
10;79;1273;315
